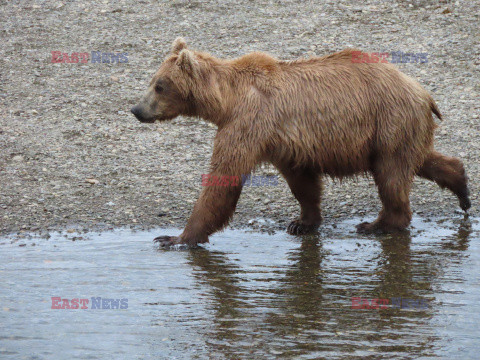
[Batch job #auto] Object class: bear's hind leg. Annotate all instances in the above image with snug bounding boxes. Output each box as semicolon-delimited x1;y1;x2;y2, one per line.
278;165;323;235
357;156;413;233
416;151;471;211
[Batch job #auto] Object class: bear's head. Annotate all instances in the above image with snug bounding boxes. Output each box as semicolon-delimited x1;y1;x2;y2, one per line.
131;37;221;123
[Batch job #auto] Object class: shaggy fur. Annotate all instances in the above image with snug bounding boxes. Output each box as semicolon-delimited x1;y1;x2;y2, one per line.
131;38;471;246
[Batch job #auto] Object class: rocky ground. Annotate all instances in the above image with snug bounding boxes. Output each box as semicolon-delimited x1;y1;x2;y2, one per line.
0;0;479;238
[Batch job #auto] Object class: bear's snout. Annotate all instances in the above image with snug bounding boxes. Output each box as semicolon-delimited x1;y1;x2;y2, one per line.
130;105;154;123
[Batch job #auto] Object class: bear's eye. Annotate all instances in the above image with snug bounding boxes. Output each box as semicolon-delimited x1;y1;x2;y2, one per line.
155;84;164;93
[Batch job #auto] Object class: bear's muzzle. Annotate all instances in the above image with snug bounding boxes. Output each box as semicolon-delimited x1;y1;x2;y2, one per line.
130;105;155;123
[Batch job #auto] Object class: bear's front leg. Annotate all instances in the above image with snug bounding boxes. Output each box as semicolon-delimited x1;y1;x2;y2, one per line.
155;177;243;247
154;129;258;248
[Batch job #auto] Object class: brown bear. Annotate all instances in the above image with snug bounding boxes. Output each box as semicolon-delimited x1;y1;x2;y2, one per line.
131;38;470;247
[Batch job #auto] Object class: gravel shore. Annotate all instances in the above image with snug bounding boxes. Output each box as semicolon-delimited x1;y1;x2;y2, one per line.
1;0;478;237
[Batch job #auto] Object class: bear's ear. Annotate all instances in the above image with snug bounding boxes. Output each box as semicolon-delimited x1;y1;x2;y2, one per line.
171;37;187;54
176;49;198;76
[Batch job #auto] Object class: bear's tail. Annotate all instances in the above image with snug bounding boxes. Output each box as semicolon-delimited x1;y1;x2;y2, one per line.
430;98;442;120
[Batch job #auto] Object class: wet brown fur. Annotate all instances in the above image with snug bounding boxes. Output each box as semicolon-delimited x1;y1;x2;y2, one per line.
133;38;470;245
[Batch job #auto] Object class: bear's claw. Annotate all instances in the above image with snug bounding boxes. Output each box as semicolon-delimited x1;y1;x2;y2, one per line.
356;221;409;234
460;197;471;212
356;222;379;234
153;235;182;248
287;220;319;235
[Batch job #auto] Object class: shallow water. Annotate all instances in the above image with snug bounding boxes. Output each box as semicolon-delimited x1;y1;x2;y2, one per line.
1;217;479;359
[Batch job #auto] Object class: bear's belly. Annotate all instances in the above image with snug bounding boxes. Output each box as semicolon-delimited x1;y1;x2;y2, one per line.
268;140;373;177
